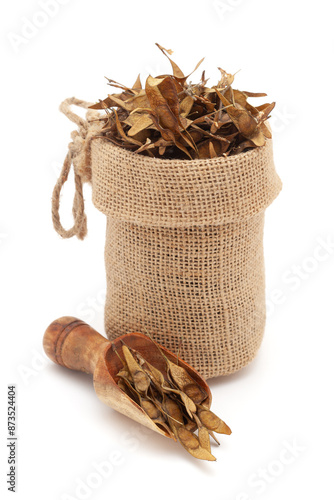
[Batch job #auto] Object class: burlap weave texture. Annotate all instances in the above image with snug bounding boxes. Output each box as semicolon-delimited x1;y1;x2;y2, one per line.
91;138;281;378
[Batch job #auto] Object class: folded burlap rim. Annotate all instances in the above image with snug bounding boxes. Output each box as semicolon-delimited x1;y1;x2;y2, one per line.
52;98;282;236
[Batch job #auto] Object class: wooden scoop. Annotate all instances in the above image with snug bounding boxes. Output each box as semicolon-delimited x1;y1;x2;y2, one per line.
43;317;212;438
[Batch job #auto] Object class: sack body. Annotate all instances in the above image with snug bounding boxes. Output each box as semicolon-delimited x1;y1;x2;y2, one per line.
90;137;281;379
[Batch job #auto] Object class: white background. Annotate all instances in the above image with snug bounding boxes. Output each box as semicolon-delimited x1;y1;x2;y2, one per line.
1;0;334;499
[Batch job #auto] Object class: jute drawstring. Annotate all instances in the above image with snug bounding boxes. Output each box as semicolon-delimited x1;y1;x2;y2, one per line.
51;97;102;240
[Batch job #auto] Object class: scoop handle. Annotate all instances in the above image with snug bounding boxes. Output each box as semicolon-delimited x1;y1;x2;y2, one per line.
43;317;110;375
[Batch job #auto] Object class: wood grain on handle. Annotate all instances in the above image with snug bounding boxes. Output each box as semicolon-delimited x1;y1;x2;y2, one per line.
43;317;110;374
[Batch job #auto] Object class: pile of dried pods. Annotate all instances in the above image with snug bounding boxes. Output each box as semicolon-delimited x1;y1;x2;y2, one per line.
90;43;275;160
114;339;231;461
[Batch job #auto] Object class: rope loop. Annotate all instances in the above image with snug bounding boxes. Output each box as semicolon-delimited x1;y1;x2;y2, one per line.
51;97;102;240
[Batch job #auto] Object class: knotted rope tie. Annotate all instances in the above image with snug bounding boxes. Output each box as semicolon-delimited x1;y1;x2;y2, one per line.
52;97;102;240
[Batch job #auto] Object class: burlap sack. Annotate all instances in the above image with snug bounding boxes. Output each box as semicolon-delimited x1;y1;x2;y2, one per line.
53;99;282;379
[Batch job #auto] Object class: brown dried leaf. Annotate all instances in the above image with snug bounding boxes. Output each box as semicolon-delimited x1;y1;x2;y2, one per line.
215;89;258;137
155;43;185;78
217;67;234;89
145;76;180;135
113;110;142;146
132;74;142;90
257;102;276;122
182;57;205;83
180;96;194;117
105;78;136;94
157;76;181;120
247;129;266;147
174;140;194;160
89;94;129;110
134;138;152;154
197;139;228;159
125;90;151;111
209;141;218;158
231;139;257;155
241;90;267;98
126;113;154;137
106;94;133;111
260;122;272;138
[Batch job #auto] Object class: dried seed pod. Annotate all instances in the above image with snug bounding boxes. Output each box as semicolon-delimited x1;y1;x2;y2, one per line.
184;418;198;433
166;361;208;404
118;371;164;422
148;383;163;402
152;418;177;440
116;367;133;383
117;378;129;394
176;426;216;461
193;414;211;453
122;345;150;394
134;351;166;388
117;376;140;405
182;382;207;405
146;334;209;404
161;386;196;418
161;397;215;460
118;367;176;441
208;431;220;446
162;395;184;428
198;408;231;435
117;335;229;460
140;398;162;421
198;426;211;453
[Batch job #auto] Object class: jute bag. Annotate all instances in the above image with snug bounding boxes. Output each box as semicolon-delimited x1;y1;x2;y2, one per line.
53;98;282;379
